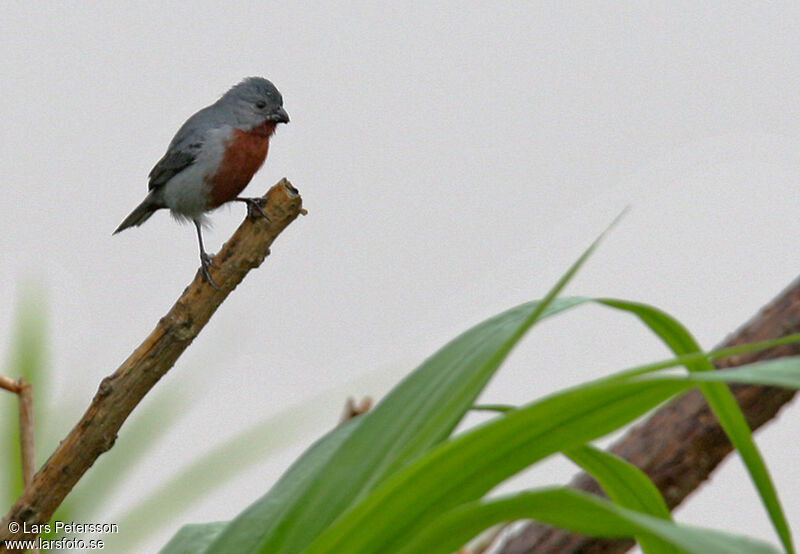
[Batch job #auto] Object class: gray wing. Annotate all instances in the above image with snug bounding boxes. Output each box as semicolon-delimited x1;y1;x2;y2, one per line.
147;104;227;190
148;149;198;190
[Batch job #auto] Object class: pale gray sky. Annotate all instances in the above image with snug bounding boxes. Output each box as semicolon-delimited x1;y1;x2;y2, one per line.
3;2;800;552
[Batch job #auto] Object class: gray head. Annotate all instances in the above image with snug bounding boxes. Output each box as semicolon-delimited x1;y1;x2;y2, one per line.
220;76;289;129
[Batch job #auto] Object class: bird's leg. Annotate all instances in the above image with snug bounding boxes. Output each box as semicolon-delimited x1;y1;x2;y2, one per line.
235;197;270;221
194;219;220;290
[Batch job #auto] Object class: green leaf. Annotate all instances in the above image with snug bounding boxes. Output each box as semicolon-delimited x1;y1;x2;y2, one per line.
304;378;690;553
306;352;800;554
564;445;671;518
160;522;228;554
193;302;800;554
662;356;800;388
205;231;608;553
395;488;780;554
169;338;800;554
564;445;677;554
202;297;800;554
596;333;800;383
598;299;794;554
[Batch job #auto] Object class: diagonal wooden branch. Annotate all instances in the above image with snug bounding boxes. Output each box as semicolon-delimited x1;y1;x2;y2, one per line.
0;179;303;551
499;277;800;554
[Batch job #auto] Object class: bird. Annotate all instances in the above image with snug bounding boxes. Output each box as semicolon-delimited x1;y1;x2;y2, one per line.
114;76;290;288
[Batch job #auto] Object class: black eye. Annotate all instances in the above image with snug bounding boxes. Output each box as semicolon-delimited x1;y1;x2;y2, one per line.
255;100;267;109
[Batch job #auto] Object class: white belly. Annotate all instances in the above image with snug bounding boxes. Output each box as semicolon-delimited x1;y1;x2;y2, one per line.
160;126;231;222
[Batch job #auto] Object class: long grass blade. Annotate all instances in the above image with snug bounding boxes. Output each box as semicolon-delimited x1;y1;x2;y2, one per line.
396;488;780;554
564;445;676;554
598;299;794;553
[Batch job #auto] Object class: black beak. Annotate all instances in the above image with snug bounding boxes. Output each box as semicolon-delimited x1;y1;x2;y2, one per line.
270;106;290;123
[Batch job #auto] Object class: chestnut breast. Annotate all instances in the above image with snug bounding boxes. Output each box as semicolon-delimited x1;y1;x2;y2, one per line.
206;122;276;209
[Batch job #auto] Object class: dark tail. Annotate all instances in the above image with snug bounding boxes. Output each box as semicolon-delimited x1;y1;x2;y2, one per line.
113;195;161;234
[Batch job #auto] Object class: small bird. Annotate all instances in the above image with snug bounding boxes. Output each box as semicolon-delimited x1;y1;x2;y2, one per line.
114;77;290;287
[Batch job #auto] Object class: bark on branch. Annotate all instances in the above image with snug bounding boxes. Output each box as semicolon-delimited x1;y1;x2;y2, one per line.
500;278;800;553
0;179;303;551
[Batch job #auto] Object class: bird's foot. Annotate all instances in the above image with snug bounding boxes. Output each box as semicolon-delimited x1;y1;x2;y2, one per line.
199;253;220;290
236;197;270;222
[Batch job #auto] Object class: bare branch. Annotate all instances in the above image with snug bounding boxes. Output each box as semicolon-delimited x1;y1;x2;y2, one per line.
0;376;20;394
1;375;36;497
339;396;373;424
500;277;800;553
0;179;303;551
15;378;35;489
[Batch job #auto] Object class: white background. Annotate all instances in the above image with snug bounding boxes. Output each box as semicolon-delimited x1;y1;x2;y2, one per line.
2;3;800;552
